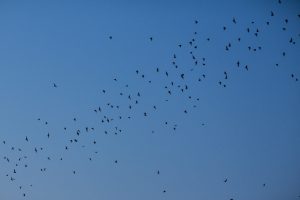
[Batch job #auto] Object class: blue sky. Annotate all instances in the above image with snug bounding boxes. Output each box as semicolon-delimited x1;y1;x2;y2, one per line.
0;0;299;199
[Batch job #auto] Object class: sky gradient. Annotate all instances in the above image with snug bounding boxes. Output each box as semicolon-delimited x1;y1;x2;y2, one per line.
0;0;300;200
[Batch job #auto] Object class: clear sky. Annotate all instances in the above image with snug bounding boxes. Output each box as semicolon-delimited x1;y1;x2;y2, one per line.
0;0;299;199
